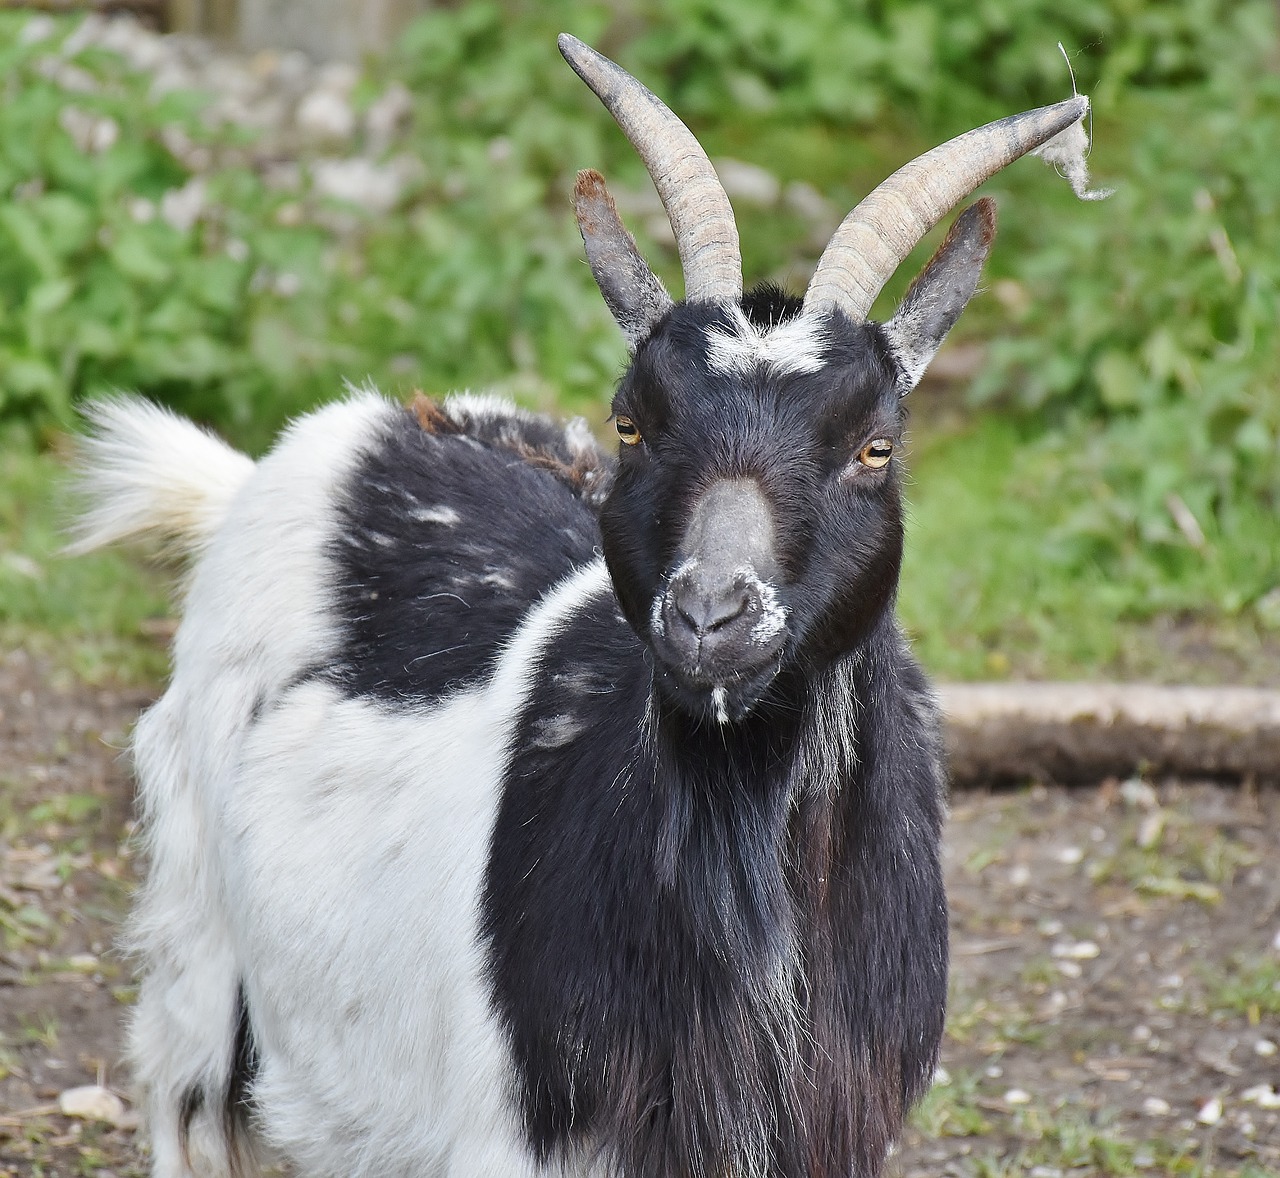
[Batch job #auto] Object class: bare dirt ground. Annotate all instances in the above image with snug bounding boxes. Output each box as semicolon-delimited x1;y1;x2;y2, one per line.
2;646;1277;1177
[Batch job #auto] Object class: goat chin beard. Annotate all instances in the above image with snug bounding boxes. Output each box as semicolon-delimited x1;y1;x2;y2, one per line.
653;656;784;726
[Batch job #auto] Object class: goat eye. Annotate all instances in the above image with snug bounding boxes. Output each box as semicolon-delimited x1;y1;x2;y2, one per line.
615;416;642;445
858;438;893;469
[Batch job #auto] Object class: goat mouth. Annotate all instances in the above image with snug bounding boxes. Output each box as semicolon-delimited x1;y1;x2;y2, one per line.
650;651;785;725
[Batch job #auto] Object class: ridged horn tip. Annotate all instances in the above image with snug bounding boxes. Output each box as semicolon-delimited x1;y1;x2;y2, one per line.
558;33;743;304
804;94;1091;323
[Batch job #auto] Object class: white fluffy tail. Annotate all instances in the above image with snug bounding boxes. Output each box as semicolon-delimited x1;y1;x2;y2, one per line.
69;397;255;559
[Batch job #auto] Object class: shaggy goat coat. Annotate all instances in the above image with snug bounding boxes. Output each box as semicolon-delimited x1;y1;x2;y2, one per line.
81;305;949;1178
72;27;1103;1175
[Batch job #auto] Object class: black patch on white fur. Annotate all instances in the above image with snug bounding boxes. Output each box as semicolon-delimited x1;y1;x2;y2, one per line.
328;405;605;704
177;1084;203;1169
224;982;260;1171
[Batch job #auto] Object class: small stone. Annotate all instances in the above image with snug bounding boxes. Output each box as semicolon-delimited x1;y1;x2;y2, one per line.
1004;1088;1031;1105
1052;940;1100;960
297;89;356;140
1142;1096;1171;1116
59;1085;125;1125
1119;778;1158;809
311;158;404;215
19;14;57;44
1196;1097;1223;1125
365;82;413;145
1241;1084;1280;1109
160;178;206;232
714;158;781;207
1137;811;1165;849
783;180;833;224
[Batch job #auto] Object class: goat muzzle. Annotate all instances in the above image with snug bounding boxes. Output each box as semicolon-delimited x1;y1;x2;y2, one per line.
649;479;788;706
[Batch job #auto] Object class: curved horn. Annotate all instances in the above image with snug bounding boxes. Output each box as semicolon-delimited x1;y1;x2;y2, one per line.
803;96;1088;322
558;33;742;304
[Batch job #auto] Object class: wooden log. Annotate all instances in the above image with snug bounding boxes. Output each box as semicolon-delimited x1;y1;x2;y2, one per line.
938;683;1280;785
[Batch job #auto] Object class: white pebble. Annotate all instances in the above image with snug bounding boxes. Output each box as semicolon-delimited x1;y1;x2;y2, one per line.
1196;1097;1223;1125
1052;939;1100;960
1241;1084;1280;1109
714;158;781;207
1119;778;1158;809
1136;811;1165;849
1142;1096;1171;1117
160;178;206;232
59;1085;125;1124
310;158;404;214
297;89;356;140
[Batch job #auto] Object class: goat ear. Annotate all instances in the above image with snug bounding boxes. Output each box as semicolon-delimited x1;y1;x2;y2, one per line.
883;197;996;394
574;169;674;352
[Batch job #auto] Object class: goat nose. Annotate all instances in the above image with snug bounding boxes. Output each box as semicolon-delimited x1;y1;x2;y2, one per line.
670;578;749;636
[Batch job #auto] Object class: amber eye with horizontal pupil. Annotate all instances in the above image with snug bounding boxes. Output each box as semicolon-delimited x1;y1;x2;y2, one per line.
859;439;893;469
615;416;642;445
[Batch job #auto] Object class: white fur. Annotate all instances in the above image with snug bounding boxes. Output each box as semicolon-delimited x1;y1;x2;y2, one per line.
705;306;828;376
1031;108;1113;202
123;391;397;1177
747;575;788;645
223;558;608;1176
91;391;612;1176
68;397;256;558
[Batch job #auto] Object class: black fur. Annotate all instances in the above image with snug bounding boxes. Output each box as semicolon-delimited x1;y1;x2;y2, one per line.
485;615;947;1177
225;982;260;1170
177;1083;203;1169
329;405;605;703
330;290;947;1177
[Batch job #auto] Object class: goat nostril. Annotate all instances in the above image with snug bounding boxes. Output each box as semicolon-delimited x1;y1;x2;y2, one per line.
671;585;749;636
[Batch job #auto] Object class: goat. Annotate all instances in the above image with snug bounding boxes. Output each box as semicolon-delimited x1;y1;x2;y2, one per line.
74;35;1091;1178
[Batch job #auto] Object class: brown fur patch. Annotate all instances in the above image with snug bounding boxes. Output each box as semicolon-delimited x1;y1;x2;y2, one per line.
506;441;603;497
409;392;460;436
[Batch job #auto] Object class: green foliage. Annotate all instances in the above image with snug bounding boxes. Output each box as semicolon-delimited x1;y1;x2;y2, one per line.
973;74;1280;596
899;414;1279;679
0;2;1275;678
634;0;1272;123
0;6;628;449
